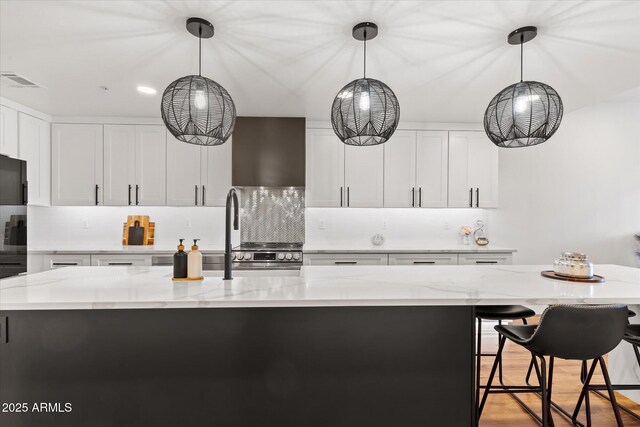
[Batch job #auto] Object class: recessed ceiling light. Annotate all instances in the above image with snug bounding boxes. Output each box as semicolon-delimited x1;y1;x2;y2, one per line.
137;86;157;95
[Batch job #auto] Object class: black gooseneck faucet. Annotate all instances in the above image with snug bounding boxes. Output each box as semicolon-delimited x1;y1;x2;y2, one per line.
224;188;239;280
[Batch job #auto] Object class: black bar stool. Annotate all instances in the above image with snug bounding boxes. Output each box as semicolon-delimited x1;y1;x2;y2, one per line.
478;304;629;427
475;305;536;417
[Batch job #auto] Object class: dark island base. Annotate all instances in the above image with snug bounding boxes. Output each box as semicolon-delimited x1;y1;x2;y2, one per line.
0;306;475;426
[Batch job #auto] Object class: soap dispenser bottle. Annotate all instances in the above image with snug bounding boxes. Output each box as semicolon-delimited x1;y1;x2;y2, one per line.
188;239;202;279
173;239;188;279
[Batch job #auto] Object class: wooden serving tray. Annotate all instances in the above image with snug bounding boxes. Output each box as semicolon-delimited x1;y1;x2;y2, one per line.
541;271;605;283
172;277;204;282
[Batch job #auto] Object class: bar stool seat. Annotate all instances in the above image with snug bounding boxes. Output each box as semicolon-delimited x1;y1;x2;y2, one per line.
496;324;537;343
477;305;536;320
625;324;640;345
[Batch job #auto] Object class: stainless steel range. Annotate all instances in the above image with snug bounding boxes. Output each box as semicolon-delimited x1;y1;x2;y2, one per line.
233;243;303;270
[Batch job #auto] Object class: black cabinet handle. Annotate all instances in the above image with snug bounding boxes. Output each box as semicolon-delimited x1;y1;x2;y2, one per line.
413;261;435;264
340;187;343;207
202;185;206;206
135;185;140;205
128;185;132;205
95;184;99;205
334;261;357;265
476;188;480;208
22;182;28;205
475;260;498;264
411;187;415;207
469;187;473;207
347;187;350;207
419;187;422;207
195;185;198;206
52;262;79;266
107;262;133;266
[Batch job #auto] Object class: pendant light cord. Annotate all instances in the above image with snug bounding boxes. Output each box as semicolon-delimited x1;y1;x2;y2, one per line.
520;34;524;82
198;26;202;76
363;30;367;78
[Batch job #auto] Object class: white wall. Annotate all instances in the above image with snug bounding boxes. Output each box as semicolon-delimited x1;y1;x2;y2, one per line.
305;208;490;248
28;206;233;250
488;100;640;266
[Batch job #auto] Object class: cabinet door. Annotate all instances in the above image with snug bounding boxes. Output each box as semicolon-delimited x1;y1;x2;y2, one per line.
134;126;166;205
305;129;344;207
201;138;232;206
344;144;384;208
467;132;499;208
416;131;448;208
384;130;417;207
43;254;92;270
18;113;50;206
458;253;512;265
303;253;388;266
103;125;135;206
388;253;458;265
448;132;472;208
52;124;103;205
0;105;18;158
166;135;201;206
90;255;152;266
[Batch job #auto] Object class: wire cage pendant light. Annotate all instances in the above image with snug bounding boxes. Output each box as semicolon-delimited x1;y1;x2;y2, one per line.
331;22;400;146
161;17;236;146
484;26;563;148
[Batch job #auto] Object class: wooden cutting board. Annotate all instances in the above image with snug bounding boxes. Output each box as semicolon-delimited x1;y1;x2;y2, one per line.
122;215;155;245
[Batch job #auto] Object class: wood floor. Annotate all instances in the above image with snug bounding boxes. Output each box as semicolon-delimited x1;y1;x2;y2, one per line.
478;325;640;426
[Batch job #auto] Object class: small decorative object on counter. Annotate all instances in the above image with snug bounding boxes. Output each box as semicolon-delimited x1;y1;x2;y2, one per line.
187;239;203;280
122;215;155;245
173;239;188;279
371;233;385;246
473;220;489;246
459;226;473;245
127;220;145;246
553;252;594;279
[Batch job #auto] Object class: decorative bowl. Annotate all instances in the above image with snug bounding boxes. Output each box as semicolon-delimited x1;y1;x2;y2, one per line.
553;252;593;279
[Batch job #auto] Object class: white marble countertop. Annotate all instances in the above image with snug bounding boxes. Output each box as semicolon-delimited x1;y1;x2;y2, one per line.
1;264;638;310
302;244;516;253
27;245;224;254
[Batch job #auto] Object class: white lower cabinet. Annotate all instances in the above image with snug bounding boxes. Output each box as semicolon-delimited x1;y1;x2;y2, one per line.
90;255;152;266
458;253;513;265
388;253;457;265
303;253;388;266
43;254;92;269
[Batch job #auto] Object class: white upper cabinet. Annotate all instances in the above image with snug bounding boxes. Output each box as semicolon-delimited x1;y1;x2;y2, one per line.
103;125;135;206
18;113;50;205
448;131;498;208
166;135;231;207
0;105;19;158
166;135;202;206
103;125;166;206
344;144;384;208
201;139;232;206
52;124;104;206
416;131;449;208
384;130;448;208
384;131;417;207
134;125;166;206
306;129;345;207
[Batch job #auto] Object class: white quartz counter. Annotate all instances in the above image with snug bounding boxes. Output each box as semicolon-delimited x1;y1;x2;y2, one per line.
302;244;516;254
27;245;224;254
1;264;639;310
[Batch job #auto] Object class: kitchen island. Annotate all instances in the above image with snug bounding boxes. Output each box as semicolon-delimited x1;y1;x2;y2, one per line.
1;265;639;426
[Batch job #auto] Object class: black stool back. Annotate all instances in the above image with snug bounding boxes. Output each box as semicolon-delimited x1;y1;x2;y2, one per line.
523;304;628;360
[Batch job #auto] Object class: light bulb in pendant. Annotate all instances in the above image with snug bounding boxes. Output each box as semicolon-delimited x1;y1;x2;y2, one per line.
359;92;370;111
194;90;207;110
514;94;540;114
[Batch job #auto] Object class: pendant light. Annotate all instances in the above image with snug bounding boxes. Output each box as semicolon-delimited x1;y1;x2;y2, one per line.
161;17;236;146
331;22;400;146
484;26;563;148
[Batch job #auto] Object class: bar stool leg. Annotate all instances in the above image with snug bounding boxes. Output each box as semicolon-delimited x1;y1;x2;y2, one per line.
536;355;549;427
598;357;624;427
573;359;599;426
547;356;555;427
475;317;482;418
478;335;506;420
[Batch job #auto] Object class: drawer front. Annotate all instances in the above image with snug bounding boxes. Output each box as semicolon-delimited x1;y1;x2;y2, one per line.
388;254;457;265
458;253;513;265
90;255;152;267
303;253;388;266
44;254;91;269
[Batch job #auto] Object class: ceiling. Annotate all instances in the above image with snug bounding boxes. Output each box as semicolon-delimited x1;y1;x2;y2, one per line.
1;1;639;123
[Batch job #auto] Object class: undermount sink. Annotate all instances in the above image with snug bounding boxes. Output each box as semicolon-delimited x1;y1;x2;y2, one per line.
202;270;301;278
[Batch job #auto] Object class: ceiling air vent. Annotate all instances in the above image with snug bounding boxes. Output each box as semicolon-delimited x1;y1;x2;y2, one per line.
0;72;44;89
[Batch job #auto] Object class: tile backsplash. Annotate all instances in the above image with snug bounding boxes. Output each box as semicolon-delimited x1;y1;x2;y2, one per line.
240;187;305;243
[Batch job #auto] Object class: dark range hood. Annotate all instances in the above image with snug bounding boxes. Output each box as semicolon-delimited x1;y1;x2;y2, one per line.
232;117;305;187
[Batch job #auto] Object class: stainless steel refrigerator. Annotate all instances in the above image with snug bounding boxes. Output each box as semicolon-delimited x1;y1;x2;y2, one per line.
0;155;27;278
